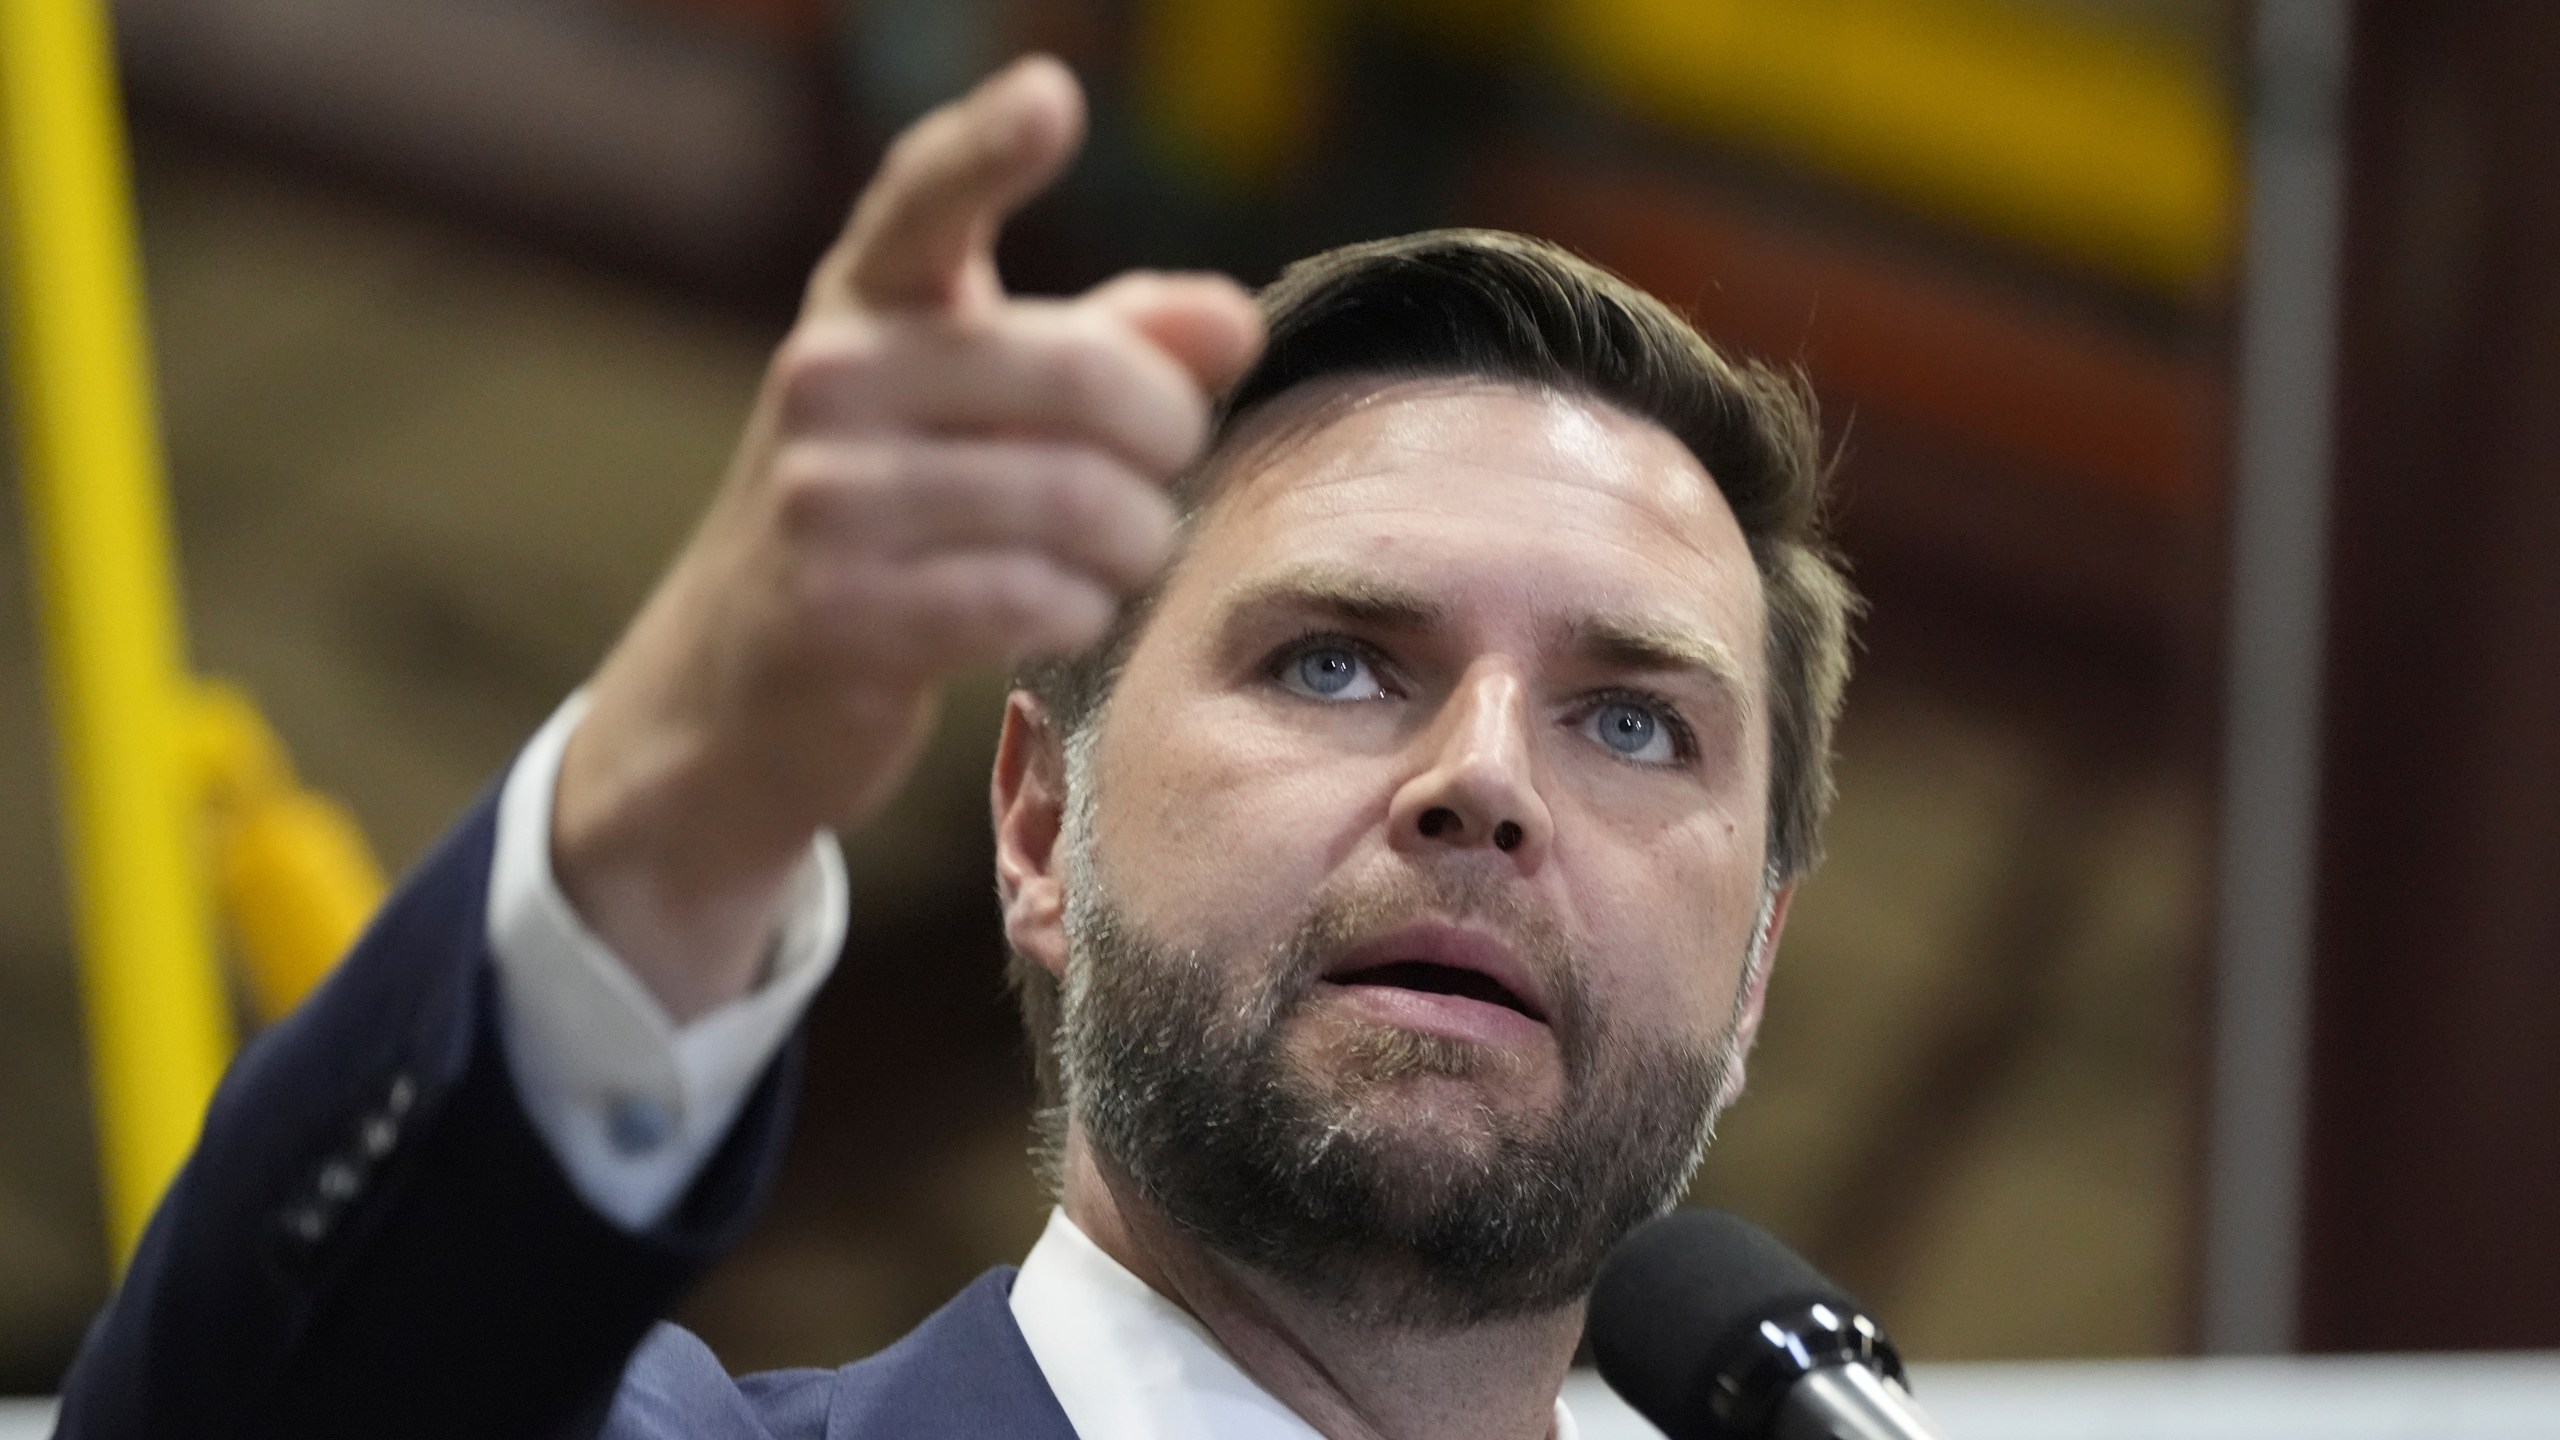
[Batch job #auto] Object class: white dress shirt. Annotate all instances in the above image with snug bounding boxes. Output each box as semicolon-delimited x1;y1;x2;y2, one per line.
484;694;847;1230
482;701;1578;1436
1012;1208;1581;1440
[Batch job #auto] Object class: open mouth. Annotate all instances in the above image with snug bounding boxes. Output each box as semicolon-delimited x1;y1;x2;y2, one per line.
1330;960;1544;1024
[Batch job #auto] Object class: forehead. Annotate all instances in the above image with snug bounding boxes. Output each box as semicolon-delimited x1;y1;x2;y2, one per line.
1169;377;1764;657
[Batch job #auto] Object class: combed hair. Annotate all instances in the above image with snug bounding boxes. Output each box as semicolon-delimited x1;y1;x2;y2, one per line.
1009;229;1858;1125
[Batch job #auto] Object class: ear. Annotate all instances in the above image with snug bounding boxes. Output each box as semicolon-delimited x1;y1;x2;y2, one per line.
992;690;1073;982
1714;880;1795;1111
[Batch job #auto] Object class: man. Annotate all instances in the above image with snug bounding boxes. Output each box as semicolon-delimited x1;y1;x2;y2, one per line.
58;56;1853;1440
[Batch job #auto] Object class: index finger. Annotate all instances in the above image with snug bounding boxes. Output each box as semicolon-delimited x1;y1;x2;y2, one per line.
826;56;1085;315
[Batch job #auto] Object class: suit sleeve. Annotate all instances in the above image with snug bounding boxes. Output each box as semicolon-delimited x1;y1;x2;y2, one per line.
485;693;844;1232
52;785;803;1440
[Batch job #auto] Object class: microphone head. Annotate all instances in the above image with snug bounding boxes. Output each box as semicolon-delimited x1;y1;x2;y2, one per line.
1589;1209;1903;1440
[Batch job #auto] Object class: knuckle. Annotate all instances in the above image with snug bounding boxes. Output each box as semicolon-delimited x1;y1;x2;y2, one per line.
1040;329;1125;421
1127;485;1179;554
772;325;883;430
767;443;873;538
1161;395;1211;465
1036;585;1117;656
981;558;1053;628
1042;451;1120;535
1148;369;1212;464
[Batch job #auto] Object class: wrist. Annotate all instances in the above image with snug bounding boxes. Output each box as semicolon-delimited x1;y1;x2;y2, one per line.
552;701;818;1025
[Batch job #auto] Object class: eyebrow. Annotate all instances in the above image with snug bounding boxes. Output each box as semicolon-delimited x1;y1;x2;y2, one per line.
1218;565;1447;633
1567;614;1754;718
1217;564;1751;710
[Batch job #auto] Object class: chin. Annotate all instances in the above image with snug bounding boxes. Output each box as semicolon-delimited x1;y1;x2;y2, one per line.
1296;1052;1569;1173
1292;1014;1561;1112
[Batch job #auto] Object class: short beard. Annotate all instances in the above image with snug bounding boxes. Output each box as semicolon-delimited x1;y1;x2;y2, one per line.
1056;810;1751;1330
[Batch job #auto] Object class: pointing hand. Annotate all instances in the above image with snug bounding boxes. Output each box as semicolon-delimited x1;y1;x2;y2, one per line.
552;58;1264;1021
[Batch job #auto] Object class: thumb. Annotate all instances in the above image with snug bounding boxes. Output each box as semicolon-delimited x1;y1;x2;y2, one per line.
1085;271;1267;397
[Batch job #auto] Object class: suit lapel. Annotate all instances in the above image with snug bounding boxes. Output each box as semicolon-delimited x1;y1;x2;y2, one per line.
824;1268;1080;1440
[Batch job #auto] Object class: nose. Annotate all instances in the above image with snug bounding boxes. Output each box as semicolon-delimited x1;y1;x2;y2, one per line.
1386;663;1554;869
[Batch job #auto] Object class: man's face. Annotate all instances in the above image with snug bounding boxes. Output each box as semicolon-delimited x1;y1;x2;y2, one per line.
1058;377;1779;1322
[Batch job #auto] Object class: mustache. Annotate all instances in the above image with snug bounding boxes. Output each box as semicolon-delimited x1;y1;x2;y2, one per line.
1268;866;1588;1035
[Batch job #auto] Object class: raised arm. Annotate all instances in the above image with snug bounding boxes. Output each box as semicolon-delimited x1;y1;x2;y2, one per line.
554;54;1259;1023
54;57;1259;1440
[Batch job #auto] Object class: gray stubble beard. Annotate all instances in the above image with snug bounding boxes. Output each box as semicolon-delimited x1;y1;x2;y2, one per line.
1054;735;1756;1330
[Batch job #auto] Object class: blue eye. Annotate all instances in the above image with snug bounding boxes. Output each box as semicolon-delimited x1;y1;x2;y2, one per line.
1279;643;1384;701
1585;700;1678;764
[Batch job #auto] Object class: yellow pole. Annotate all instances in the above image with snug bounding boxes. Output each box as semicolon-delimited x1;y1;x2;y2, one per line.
1551;0;2236;293
196;681;387;1025
0;0;235;1265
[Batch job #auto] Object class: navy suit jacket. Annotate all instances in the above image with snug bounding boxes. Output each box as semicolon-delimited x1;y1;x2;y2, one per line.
55;789;1078;1440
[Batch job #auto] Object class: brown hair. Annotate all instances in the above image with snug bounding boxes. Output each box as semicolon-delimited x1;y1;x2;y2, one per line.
1010;228;1858;1121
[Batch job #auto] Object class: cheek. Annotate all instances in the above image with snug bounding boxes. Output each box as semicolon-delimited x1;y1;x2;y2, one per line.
1089;693;1382;949
1565;815;1765;1033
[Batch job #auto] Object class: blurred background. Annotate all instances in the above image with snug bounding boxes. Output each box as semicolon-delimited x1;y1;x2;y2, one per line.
3;0;2555;1398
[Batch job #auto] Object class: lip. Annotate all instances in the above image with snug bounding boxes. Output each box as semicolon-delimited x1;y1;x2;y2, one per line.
1318;922;1554;1037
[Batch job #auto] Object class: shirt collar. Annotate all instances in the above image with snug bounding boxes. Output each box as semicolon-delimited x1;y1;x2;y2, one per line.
1008;1207;1579;1440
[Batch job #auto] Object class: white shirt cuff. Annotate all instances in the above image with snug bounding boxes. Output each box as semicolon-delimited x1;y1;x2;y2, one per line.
484;693;848;1232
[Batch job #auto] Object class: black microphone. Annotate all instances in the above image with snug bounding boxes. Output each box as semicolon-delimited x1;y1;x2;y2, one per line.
1589;1210;1946;1440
